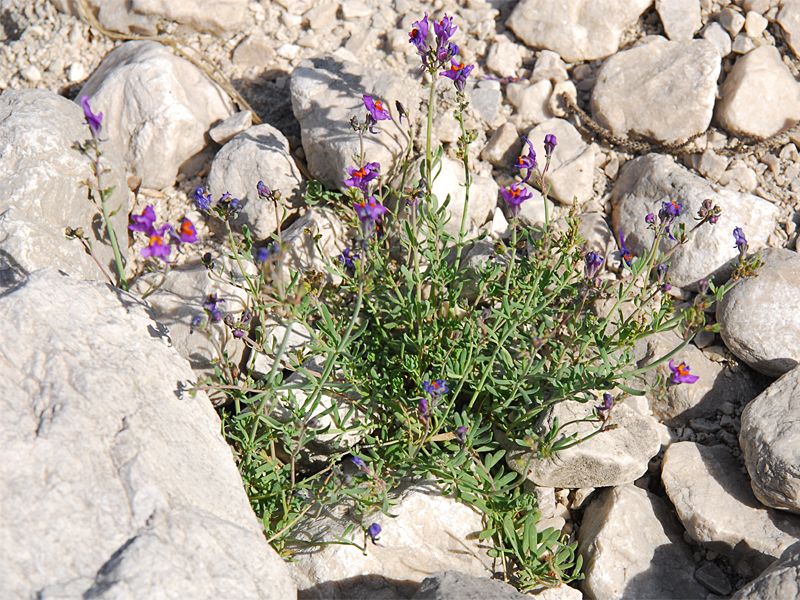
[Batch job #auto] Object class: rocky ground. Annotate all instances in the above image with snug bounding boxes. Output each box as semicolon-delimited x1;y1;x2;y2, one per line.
1;0;800;599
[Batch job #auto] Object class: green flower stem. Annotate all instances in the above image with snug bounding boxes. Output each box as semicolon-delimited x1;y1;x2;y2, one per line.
618;331;695;379
454;93;472;252
425;73;436;195
226;222;259;300
91;142;127;290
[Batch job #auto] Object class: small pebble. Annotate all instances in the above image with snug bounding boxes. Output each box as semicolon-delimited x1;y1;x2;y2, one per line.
67;63;86;83
21;65;41;83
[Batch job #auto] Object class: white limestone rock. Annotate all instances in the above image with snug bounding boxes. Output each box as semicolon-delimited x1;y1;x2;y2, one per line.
505;401;661;489
79;41;233;189
507;80;554;128
717;248;800;377
290;482;493;599
732;541;800;599
430;156;498;238
778;0;800;59
0;89;129;289
656;0;702;41
0;270;295;599
209;110;253;144
703;22;733;57
740;365;800;512
717;45;800;138
591;37;720;144
579;485;705;599
610;153;778;289
526;118;595;206
506;0;653;62
207;123;304;239
662;442;800;576
290;54;415;190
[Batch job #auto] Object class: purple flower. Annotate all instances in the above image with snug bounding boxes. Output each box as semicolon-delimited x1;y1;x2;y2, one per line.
669;359;699;385
203;293;224;323
596;392;613;415
256;180;271;199
500;182;532;217
584;251;604;279
618;232;634;267
433;14;457;45
351;456;367;471
80;96;103;137
543;134;557;157
367;523;382;543
698;198;721;225
339;247;359;271
645;213;656;225
140;225;172;261
173;218;197;244
733;227;747;249
193;187;213;212
409;13;429;54
190;314;203;330
514;136;537;182
418;396;430;420
254;244;277;264
423;379;449;396
353;195;388;223
129;205;157;234
660;198;683;220
344;162;381;191
363;95;392;121
439;59;474;92
455;425;468;445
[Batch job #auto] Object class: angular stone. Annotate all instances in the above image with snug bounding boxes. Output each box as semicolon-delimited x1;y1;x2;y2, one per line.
0;270;295;599
0;89;129;288
469;81;504;127
591;38;720;144
579;485;705;599
720;8;746;37
778;1;800;59
507;80;554;127
290;54;415;190
740;365;800;512
527;118;595;205
485;37;524;79
80;41;233;189
50;0;157;35
661;442;800;576
634;329;765;426
290;482;492;599
278;207;348;279
505;401;661;489
232;34;276;68
656;0;702;41
717;249;800;376
703;22;733;57
610;153;778;289
129;259;249;374
695;562;732;595
413;571;529;600
207;124;303;239
531;50;569;84
506;0;653;62
745;11;769;37
209;110;253;144
481;122;522;167
732;541;800;599
717;46;800;138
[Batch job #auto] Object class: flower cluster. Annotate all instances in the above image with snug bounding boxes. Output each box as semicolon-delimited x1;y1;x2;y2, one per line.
408;14;474;91
500;134;557;218
193;187;241;221
128;205;196;262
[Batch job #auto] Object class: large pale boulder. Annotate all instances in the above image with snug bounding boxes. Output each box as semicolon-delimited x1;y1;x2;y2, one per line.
591;38;720;144
207;124;304;240
505;401;661;489
579;485;705;599
662;442;800;576
0;89;128;289
290;482;492;599
506;0;653;62
80;41;233;189
717;248;800;377
717;45;800;138
0;270;294;599
290;54;417;190
740;365;800;513
611;153;778;289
